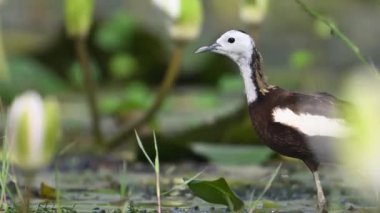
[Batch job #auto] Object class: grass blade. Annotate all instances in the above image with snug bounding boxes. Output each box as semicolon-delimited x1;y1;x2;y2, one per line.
161;168;206;196
135;130;154;168
295;0;379;73
249;163;282;212
153;132;161;213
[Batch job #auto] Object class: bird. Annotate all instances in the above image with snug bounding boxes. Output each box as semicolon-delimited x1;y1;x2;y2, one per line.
195;30;349;213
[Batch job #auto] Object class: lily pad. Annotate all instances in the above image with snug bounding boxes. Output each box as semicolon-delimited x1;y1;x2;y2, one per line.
191;143;273;165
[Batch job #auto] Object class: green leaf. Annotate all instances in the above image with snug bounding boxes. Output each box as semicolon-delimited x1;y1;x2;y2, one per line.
68;61;100;88
0;57;66;103
249;163;282;212
289;49;314;71
187;177;244;212
94;12;136;52
108;53;138;80
218;74;244;93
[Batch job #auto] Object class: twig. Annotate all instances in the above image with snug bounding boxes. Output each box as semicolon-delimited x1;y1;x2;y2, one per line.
107;43;185;148
75;37;104;146
295;0;379;73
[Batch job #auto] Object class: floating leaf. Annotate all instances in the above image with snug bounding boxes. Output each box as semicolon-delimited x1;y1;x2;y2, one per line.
192;143;273;165
187;177;244;211
40;182;56;200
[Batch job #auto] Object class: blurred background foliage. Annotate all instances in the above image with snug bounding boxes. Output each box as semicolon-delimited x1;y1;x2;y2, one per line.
0;0;379;162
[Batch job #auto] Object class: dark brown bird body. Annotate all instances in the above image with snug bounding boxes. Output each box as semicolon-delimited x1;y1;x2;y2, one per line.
196;30;347;212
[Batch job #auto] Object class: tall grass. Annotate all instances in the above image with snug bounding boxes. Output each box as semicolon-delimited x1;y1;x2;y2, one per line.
248;163;282;212
0;136;10;210
119;161;128;198
135;131;161;213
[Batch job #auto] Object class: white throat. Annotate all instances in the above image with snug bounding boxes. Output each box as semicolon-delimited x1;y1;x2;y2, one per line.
239;64;258;104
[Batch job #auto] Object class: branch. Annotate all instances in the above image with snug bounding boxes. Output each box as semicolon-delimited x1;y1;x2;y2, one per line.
295;0;378;73
75;37;104;146
106;43;185;148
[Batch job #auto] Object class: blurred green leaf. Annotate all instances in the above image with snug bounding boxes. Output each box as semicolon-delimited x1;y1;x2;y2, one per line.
95;12;136;52
68;61;100;88
0;58;66;103
289;49;314;71
193;92;218;108
99;82;153;114
99;95;121;114
122;82;153;110
109;53;138;80
218;74;244;93
191;143;272;165
187;177;244;211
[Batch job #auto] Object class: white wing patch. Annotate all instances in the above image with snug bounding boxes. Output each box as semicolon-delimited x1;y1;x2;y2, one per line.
272;107;348;138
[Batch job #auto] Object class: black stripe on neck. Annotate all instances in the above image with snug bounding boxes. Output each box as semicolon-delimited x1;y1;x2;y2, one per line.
249;48;269;96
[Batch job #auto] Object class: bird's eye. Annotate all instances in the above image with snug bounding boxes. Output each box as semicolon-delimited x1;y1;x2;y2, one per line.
228;37;235;43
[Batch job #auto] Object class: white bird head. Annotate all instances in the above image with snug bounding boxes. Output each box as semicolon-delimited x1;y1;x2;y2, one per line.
195;30;256;66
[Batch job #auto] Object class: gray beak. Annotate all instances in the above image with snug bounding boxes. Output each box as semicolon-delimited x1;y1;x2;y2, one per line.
195;43;221;54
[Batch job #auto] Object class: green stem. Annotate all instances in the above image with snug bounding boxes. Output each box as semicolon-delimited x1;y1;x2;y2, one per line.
295;0;378;73
55;164;62;213
22;173;34;213
153;133;161;213
0;17;9;81
75;37;104;146
107;43;185;148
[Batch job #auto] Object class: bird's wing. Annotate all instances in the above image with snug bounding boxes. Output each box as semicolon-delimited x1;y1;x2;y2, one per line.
286;92;347;118
272;91;349;138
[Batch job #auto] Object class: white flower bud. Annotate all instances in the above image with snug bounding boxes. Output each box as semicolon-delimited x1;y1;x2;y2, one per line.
152;0;203;42
6;91;60;171
240;0;269;25
152;0;180;20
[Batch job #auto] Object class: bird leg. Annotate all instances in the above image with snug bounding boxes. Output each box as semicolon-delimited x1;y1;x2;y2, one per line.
313;171;328;213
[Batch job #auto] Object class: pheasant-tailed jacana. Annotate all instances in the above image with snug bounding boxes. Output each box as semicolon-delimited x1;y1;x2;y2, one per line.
195;30;349;212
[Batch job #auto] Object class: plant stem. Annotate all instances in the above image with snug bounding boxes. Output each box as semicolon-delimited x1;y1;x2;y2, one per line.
55;164;62;213
153;133;161;213
107;43;185;148
248;163;282;213
0;17;9;81
295;0;378;73
75;37;103;146
22;173;34;213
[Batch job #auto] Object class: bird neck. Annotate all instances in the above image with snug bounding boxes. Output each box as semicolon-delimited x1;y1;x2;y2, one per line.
238;49;270;104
